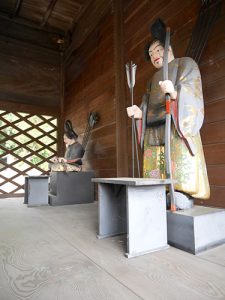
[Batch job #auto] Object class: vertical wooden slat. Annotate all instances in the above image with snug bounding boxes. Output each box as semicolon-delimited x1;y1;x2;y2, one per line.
58;51;65;157
113;0;128;177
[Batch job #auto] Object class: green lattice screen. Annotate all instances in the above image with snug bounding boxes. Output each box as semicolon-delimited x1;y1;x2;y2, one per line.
0;110;57;197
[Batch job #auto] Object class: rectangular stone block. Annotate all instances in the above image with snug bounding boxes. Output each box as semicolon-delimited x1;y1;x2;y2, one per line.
24;175;49;207
49;171;95;206
167;206;225;254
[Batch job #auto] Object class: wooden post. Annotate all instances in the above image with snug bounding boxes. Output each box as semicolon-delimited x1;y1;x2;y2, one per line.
58;51;65;157
113;0;128;177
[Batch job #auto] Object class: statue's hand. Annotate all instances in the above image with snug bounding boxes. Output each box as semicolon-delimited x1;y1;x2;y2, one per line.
58;157;67;163
126;105;142;119
51;156;58;163
159;80;177;99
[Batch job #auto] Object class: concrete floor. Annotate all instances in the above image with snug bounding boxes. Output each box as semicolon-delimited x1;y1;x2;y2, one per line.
0;198;225;300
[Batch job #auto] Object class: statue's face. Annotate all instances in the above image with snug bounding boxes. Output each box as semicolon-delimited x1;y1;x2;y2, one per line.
64;134;73;145
149;41;164;69
148;40;174;69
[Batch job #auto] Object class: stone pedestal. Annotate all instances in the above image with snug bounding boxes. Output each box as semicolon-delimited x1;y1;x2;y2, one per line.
24;175;49;207
49;171;94;206
167;206;225;254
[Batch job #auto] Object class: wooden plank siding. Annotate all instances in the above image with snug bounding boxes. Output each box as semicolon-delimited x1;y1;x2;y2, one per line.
0;38;63;162
64;0;225;207
0;39;61;108
197;1;225;208
64;10;117;178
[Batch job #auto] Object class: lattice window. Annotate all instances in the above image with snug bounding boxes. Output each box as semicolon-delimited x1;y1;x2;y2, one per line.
0;110;57;197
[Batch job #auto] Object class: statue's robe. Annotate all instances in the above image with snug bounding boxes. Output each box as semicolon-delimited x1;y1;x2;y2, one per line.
64;142;84;166
50;142;84;172
138;57;210;199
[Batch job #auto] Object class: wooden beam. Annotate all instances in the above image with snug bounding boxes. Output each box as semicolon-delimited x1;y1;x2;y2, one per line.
68;0;92;33
0;17;66;51
41;0;58;27
0;12;64;35
0;100;60;116
113;0;128;177
11;0;23;18
65;0;112;60
58;52;65;156
185;0;221;63
0;36;60;65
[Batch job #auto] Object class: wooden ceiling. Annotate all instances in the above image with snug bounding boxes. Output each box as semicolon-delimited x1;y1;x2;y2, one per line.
0;0;110;52
0;0;91;32
0;0;92;32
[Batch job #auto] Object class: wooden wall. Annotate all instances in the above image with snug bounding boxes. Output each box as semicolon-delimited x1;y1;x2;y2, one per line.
64;0;225;207
198;1;225;208
64;13;117;178
0;39;61;109
0;39;63;155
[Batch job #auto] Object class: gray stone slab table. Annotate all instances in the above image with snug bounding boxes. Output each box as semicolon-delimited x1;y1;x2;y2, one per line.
92;177;172;258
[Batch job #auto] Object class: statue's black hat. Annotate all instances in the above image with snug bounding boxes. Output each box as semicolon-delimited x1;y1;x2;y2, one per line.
144;18;167;61
64;120;78;139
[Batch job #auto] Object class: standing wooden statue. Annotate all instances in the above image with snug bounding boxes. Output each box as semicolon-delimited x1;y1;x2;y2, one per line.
127;19;210;209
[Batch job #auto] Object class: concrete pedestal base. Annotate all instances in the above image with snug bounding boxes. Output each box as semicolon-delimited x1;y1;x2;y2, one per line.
167;206;225;254
24;176;49;207
49;171;94;206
